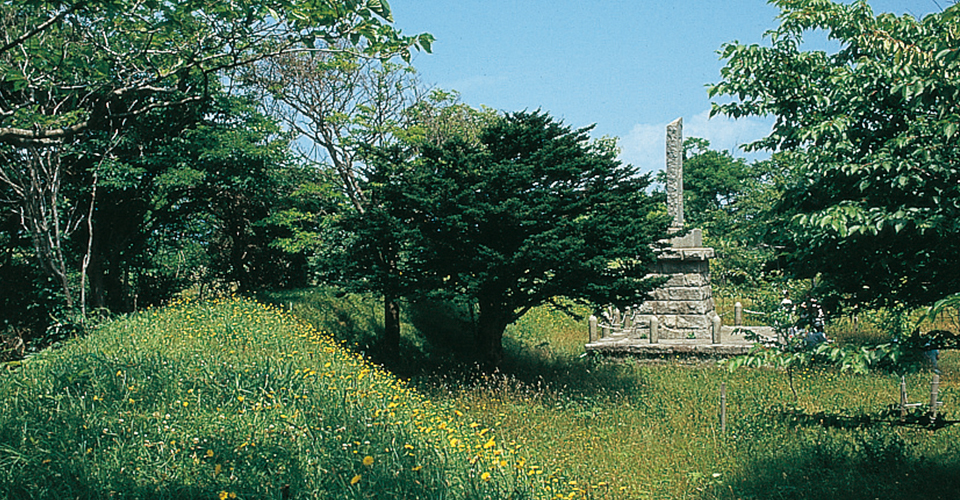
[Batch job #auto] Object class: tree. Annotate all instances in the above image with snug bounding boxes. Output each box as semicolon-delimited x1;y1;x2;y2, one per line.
242;50;427;356
0;0;430;320
149;94;318;294
40;91;312;312
665;138;781;289
253;76;496;356
363;110;671;367
710;0;960;309
0;0;429;147
243;51;424;213
657;137;755;235
681;138;752;231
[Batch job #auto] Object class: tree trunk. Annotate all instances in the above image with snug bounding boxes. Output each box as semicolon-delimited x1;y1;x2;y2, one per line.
79;168;98;321
227;216;249;291
383;295;401;359
4;146;77;310
476;299;510;369
86;248;106;310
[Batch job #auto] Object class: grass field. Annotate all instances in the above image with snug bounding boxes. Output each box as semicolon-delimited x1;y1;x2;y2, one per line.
0;297;554;499
440;308;960;499
1;291;959;499
269;289;960;499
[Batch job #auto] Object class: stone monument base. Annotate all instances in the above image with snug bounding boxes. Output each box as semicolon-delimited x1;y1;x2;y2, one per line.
634;229;718;340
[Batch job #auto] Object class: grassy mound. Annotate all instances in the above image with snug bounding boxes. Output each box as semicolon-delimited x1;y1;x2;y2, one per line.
0;297;540;499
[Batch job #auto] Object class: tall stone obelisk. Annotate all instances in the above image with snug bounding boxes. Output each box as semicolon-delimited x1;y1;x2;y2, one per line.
635;117;719;341
666;117;684;231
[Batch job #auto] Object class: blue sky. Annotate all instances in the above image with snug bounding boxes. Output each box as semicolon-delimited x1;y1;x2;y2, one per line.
390;0;942;175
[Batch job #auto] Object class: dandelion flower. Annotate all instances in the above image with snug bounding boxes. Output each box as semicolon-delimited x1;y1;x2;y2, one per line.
481;472;492;482
350;474;362;485
362;455;374;466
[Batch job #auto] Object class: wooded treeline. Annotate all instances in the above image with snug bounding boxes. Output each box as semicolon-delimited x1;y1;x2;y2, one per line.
3;0;959;366
0;0;431;342
0;0;675;366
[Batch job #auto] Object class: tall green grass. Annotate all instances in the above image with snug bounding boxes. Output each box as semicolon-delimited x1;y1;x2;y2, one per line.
271;288;960;499
0;297;552;499
5;290;960;499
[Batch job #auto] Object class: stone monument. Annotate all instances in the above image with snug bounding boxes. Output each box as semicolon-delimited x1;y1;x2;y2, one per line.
585;118;769;353
632;118;720;341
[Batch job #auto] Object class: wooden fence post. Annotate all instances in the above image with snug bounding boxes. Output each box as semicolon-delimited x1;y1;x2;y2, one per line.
588;315;598;343
899;376;908;422
734;302;743;327
720;382;727;435
929;374;941;424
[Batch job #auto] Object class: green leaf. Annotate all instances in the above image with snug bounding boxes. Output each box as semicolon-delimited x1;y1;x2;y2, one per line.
945;121;958;139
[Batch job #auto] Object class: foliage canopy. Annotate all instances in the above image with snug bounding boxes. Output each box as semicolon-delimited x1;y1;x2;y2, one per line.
710;0;960;309
356;110;670;366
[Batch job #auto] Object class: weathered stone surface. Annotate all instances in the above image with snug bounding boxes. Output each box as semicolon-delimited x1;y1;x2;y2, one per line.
638;300;714;316
654;260;709;275
666;117;684;230
676;315;712;329
648;289;669;301
667;287;711;301
683;273;709;287
661;315;711;329
652;287;706;302
585;340;755;357
658;247;716;261
667;228;701;248
661;273;710;287
657;326;712;340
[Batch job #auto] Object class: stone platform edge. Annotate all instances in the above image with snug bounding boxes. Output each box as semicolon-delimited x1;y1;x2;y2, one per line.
584;341;755;357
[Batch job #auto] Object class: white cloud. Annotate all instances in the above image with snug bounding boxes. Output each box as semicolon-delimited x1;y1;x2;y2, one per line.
619;110;774;177
685;109;773;158
619;122;668;176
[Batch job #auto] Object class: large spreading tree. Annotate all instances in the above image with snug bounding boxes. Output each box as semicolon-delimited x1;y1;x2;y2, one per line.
358;110;671;367
316;92;496;357
710;0;960;309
